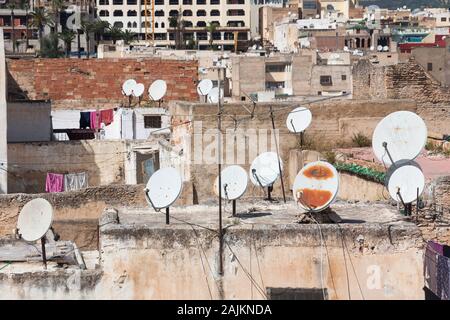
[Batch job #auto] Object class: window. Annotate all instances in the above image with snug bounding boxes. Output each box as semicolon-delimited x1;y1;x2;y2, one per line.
132;22;137;28
113;10;123;17
169;0;179;4
211;10;220;16
155;10;164;16
127;22;132;28
155;0;164;4
237;32;247;40
127;10;137;16
169;10;179;17
227;0;244;3
155;33;167;40
224;32;234;40
155;22;159;28
211;0;220;3
183;10;193;16
227;21;244;27
144;116;162;128
183;0;193;3
197;0;206;4
112;0;123;4
341;74;346;81
127;0;137;4
197;32;207;40
99;10;109;17
197;21;206;27
99;0;109;4
142;21;150;28
427;63;433;71
197;10;206;16
212;32;221;40
161;22;165;28
320;75;332;86
113;21;124;28
142;9;151;15
227;9;245;16
184;21;193;27
441;17;447;22
266;64;285;72
266;81;285;89
267;288;328;300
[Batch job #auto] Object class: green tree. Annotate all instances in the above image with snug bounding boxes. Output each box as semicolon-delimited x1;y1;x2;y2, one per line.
58;29;75;57
206;22;217;50
51;0;65;33
29;7;54;52
92;20;110;52
121;29;136;45
80;19;95;58
40;33;63;58
107;25;123;44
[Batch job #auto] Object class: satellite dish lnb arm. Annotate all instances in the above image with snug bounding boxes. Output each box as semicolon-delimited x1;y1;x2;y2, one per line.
144;188;160;212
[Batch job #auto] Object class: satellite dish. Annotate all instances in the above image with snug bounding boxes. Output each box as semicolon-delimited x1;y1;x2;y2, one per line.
383;46;389;52
286;106;312;133
377;45;383;51
343;46;349;51
145;167;182;210
122;79;136;96
385;160;425;203
207;87;223;104
293;161;339;212
214;165;248;200
149;79;167;101
197;79;213;96
17;198;53;242
370;46;375;51
132;83;145;97
372;111;427;166
249;152;283;188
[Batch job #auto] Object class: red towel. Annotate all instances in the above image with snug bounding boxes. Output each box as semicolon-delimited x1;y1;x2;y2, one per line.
90;111;101;130
100;109;114;126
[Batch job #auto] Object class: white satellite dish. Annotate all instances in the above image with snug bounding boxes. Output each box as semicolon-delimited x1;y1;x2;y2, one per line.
214;165;248;201
249;152;283;188
370;46;375;51
132;83;145;97
145;167;182;210
149;79;167;101
343;46;349;51
383;46;389;52
197;79;213;96
377;45;383;51
372;111;427;166
122;79;136;96
17;198;53;242
207;87;223;104
292;161;339;212
385;160;424;203
286;106;312;133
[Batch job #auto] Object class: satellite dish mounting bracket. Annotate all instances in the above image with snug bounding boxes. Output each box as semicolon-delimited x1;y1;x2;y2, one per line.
382;141;395;166
144;188;171;225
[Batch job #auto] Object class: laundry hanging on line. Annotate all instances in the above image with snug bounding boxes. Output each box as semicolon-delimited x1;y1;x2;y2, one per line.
79;109;115;130
45;172;89;193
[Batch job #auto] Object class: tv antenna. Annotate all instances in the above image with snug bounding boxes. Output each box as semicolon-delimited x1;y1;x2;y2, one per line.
249;152;284;202
214;165;248;217
372;111;427;167
293;161;339;213
385;160;425;216
16;198;54;269
144;167;183;225
197;79;213;103
148;79;167;108
122;79;137;108
286;106;312;148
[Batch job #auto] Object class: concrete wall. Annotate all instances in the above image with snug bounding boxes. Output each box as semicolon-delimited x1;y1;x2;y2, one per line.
338;173;386;202
169;100;417;201
6;140;126;193
0;219;425;299
310;64;352;95
6;58;198;110
411;47;448;86
0;30;7;194
7;101;52;143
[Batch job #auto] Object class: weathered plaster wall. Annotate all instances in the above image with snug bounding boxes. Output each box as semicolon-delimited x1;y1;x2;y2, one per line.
6;58;198;109
337;173;386;202
0;30;7;194
0;221;424;300
6;140;126;193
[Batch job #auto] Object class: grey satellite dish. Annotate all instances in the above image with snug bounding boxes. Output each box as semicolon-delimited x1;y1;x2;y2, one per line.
385;160;425;205
292;161;339;212
132;83;145;97
144;167;183;224
372;111;427;166
207;87;223;104
149;79;167;106
249;152;283;201
17;198;54;269
197;79;213;96
122;79;136;96
214;165;248;216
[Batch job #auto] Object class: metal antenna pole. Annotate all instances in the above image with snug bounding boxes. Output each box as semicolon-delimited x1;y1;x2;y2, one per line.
269;105;286;203
41;237;47;270
217;64;223;276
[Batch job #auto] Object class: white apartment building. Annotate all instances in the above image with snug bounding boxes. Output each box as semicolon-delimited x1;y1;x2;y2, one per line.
96;0;252;49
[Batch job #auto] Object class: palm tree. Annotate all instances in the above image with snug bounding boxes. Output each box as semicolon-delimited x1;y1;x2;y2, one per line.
121;29;136;45
58;29;75;57
107;25;123;44
206;22;217;50
29;7;54;51
91;20;110;52
51;0;65;33
80;19;94;58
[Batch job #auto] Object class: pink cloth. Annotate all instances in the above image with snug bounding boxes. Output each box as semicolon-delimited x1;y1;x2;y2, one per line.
45;173;64;193
90;111;101;130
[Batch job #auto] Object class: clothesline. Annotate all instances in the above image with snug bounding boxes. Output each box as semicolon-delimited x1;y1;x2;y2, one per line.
79;109;115;130
45;172;88;193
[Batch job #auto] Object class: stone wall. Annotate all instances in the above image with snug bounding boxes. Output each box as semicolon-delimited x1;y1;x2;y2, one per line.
6;140;126;193
6;58;198;109
353;59;450;134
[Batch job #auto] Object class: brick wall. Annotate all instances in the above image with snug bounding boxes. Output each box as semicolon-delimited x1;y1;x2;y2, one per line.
6;58;198;109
